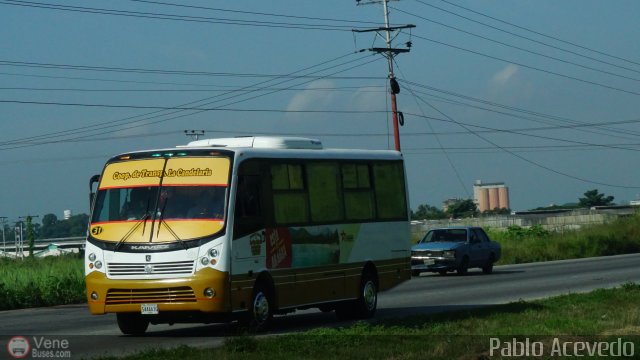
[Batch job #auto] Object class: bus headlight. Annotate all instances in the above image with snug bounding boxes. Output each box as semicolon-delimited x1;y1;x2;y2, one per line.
200;257;210;266
204;288;215;298
88;253;96;262
94;261;103;269
208;248;219;258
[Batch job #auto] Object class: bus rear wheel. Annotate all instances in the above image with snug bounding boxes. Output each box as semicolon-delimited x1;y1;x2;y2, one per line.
116;313;149;335
335;270;378;320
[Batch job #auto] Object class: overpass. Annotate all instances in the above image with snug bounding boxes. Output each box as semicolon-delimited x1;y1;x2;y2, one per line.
0;236;85;258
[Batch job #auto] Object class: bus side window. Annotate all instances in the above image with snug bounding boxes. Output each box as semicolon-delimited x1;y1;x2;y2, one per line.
234;175;264;239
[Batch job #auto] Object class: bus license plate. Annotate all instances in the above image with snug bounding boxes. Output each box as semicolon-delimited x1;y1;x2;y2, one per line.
423;259;435;265
141;304;158;315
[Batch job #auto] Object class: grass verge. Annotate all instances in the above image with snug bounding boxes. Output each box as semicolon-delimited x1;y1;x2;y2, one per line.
0;254;84;310
488;213;640;264
98;283;640;360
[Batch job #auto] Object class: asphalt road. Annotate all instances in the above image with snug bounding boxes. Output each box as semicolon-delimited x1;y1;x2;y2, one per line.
2;253;639;358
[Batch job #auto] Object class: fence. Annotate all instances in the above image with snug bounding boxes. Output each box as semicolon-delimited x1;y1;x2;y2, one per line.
411;207;636;238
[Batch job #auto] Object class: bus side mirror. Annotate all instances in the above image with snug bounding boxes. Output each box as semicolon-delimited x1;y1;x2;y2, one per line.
89;174;100;208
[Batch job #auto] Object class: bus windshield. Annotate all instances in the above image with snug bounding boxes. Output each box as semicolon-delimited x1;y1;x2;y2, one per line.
89;156;231;243
91;185;226;222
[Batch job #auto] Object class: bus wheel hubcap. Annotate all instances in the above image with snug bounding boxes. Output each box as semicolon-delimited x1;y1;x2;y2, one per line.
363;281;376;310
253;292;269;323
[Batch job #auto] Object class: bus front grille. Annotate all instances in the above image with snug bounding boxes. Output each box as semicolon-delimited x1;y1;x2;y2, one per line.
107;260;194;276
105;287;197;304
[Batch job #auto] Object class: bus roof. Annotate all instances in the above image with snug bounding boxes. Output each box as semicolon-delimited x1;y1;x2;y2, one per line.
110;137;403;162
181;136;323;150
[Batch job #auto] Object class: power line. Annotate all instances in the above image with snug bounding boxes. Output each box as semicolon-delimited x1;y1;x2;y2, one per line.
399;78;640;140
403;143;640;154
395;63;470;197
0;70;383;90
0;0;366;32
0;85;386;93
0;54;384;150
411;97;640;189
391;6;640;83
434;0;640;68
403;109;640;153
1;52;369;147
0;99;390;113
414;0;640;74
127;0;381;26
409;33;640;97
0;59;384;79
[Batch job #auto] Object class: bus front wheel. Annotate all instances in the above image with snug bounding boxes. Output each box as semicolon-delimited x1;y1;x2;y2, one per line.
116;313;149;335
242;281;274;332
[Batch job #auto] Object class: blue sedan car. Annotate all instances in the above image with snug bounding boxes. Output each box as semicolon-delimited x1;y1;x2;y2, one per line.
411;227;501;276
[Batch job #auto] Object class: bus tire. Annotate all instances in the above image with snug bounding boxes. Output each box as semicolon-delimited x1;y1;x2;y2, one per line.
335;269;378;321
243;281;274;332
353;270;378;319
116;313;149;335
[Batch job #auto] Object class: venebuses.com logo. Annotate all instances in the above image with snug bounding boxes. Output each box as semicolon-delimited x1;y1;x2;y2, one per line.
6;336;30;359
5;335;72;359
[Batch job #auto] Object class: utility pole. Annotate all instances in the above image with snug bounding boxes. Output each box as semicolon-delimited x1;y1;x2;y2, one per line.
0;217;6;255
354;0;414;151
15;221;24;259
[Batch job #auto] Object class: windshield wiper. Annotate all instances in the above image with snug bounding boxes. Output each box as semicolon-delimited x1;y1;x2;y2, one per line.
115;213;150;251
155;199;188;250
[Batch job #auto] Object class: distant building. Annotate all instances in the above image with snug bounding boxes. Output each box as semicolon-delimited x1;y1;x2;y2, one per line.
442;198;464;212
63;210;72;220
473;180;510;212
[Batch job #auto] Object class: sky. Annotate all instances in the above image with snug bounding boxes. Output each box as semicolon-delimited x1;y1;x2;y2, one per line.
2;0;640;224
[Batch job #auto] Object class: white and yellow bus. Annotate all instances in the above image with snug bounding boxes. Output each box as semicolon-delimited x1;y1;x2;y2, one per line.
85;136;411;334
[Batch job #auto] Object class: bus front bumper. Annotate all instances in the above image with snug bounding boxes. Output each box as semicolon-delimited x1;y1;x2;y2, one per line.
85;268;229;315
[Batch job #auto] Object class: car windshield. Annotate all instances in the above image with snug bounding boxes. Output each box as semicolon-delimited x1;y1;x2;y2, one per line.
422;229;467;243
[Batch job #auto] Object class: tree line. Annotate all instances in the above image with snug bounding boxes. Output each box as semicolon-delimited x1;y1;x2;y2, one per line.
1;213;89;243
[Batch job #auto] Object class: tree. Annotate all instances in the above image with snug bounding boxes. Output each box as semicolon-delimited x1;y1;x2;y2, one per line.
446;199;478;219
482;208;511;216
39;213;89;239
579;189;615;207
411;204;447;220
26;216;34;257
41;213;59;238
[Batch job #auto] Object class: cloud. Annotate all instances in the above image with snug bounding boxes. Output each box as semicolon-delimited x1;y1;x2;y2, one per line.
286;80;338;114
491;64;519;85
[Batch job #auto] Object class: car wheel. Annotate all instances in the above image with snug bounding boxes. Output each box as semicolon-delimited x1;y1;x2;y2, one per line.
457;257;469;276
116;313;149;335
482;254;495;274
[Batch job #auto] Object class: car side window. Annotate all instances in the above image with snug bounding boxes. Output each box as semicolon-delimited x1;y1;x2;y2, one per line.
475;228;490;242
470;229;483;244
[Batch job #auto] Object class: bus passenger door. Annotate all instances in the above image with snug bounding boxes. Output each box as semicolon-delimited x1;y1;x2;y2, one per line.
233;174;267;264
